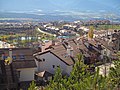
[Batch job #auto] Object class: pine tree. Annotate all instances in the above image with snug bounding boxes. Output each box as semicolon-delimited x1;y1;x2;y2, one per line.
28;81;38;90
46;67;64;90
108;60;120;89
45;54;120;90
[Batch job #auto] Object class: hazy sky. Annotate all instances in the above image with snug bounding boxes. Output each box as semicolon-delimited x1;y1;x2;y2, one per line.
0;0;120;13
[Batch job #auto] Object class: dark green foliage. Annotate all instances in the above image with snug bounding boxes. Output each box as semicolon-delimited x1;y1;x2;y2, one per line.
28;81;38;90
46;67;64;90
108;60;120;89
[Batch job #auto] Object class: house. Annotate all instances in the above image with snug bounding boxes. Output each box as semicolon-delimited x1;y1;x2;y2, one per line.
97;63;114;76
33;39;81;76
77;35;117;63
0;41;15;48
84;29;118;61
0;48;37;90
94;38;116;60
84;40;101;62
33;37;105;78
111;30;120;51
0;58;18;90
33;30;119;79
76;38;100;64
34;45;74;76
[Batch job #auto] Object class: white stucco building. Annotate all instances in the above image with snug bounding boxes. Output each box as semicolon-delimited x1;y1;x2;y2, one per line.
33;41;80;76
34;50;73;76
16;68;36;82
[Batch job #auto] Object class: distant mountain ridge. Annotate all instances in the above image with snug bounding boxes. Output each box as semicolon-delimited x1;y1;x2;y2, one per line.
0;11;120;22
0;12;76;21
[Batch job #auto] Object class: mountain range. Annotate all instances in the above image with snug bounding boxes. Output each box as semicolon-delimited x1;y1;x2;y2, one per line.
0;11;120;22
0;0;120;21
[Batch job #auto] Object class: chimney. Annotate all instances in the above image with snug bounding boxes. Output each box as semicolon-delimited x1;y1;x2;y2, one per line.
51;40;55;46
67;45;73;57
38;44;42;52
9;49;12;58
9;49;12;63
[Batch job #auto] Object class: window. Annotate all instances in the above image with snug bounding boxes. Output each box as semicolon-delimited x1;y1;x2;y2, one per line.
20;54;25;60
57;66;60;68
43;58;45;61
12;56;16;60
52;65;55;68
3;56;7;60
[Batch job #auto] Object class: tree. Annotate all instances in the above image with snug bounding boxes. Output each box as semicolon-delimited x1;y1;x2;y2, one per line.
108;60;120;89
45;54;120;90
108;52;120;90
69;54;88;83
46;67;65;90
88;26;94;39
28;81;38;90
68;57;109;90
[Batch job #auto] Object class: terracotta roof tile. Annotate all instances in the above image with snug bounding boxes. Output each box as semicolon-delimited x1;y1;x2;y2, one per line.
94;38;114;52
12;60;37;69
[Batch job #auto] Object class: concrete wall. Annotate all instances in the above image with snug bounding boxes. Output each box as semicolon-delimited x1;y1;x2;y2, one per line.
17;68;36;82
66;65;73;75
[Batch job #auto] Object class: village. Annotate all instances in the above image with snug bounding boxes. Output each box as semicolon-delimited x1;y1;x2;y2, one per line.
0;19;120;90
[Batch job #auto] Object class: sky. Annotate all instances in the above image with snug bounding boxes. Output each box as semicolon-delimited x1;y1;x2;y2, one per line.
0;0;120;13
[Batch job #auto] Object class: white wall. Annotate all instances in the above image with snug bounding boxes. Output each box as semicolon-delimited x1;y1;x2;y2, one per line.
97;63;114;76
106;49;111;57
36;52;72;75
101;48;111;59
17;68;36;82
66;65;73;75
